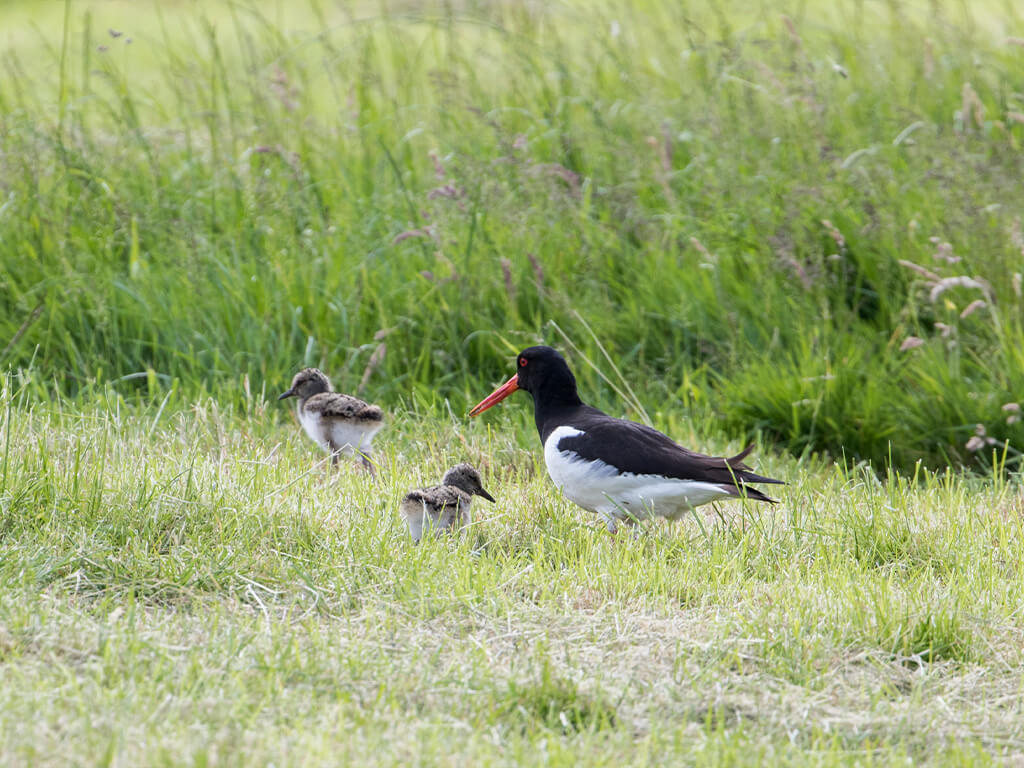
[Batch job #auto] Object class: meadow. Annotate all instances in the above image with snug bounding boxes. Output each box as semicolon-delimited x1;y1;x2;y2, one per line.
2;0;1024;764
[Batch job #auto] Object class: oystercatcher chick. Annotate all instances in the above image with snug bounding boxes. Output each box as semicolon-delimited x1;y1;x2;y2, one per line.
469;346;782;533
400;463;495;543
278;368;384;473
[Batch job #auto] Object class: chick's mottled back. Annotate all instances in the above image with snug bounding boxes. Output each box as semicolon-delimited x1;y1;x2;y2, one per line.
401;463;495;542
278;368;384;471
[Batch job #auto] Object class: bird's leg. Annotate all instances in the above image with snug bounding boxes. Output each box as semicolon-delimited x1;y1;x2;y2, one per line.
604;523;619;546
358;451;378;478
327;440;343;468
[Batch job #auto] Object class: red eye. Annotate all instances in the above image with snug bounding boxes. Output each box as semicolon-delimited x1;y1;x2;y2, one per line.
519;356;528;367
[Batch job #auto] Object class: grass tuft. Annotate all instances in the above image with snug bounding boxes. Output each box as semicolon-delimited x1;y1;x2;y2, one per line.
501;655;617;734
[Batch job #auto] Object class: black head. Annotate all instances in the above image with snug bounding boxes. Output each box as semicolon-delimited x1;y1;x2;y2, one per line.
511;346;579;398
278;368;331;401
442;463;496;502
468;345;582;418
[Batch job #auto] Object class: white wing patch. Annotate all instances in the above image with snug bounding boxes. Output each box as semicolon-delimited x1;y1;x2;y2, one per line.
542;425;733;526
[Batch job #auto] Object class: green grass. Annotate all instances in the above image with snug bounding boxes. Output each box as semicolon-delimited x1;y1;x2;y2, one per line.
0;0;1022;469
3;0;1024;763
2;373;1024;765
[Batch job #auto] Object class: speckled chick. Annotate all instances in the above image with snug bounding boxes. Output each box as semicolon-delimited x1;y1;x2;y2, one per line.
401;463;495;543
278;368;384;472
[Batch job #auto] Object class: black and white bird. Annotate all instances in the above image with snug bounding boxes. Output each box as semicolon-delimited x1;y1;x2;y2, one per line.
469;346;782;533
278;368;384;472
400;463;495;543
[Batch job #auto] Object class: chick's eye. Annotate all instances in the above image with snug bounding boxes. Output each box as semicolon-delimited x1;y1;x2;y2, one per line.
518;357;528;367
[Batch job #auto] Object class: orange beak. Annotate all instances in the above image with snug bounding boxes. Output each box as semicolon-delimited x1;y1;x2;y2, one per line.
468;374;519;417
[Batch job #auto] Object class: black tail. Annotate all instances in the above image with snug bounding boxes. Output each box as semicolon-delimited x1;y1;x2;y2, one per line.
727;443;785;486
735;484;779;504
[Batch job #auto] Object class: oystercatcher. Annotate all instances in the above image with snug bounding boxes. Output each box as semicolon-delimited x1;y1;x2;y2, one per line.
278;368;384;472
469;346;782;532
400;463;495;543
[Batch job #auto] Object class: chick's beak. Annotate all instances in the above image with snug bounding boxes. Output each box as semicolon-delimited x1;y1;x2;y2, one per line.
277;388;295;401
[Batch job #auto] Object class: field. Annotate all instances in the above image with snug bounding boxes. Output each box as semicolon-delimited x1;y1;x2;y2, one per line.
2;0;1024;764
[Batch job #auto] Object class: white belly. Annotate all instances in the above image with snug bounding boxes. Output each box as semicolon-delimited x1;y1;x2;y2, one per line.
298;408;381;454
401;498;471;543
542;426;732;524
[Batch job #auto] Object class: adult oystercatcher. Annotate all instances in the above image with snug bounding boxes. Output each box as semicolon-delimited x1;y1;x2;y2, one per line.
400;463;495;543
469;346;782;532
278;368;384;473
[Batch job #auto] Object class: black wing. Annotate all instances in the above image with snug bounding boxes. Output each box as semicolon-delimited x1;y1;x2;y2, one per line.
556;411;783;493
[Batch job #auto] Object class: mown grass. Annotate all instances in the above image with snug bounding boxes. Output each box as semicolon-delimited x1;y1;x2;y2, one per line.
0;0;1022;470
2;373;1024;765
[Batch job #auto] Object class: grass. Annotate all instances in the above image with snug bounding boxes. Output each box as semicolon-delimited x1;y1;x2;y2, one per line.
2;0;1024;763
0;0;1022;469
2;373;1024;765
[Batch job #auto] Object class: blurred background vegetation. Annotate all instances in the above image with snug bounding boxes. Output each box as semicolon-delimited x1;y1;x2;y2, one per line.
1;0;1022;471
